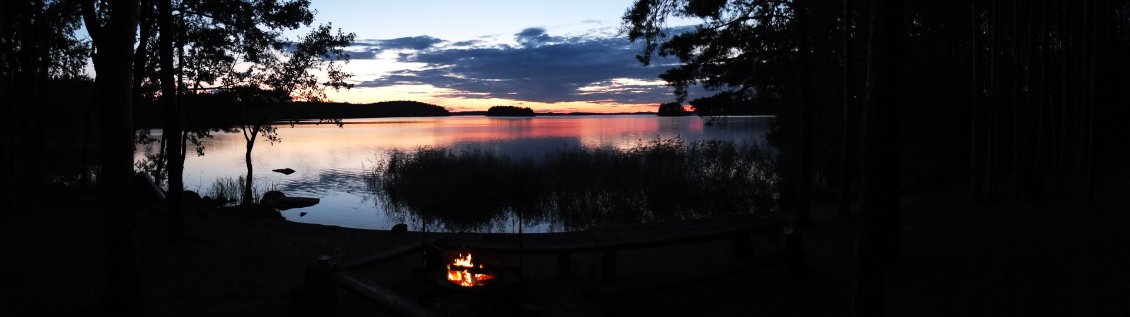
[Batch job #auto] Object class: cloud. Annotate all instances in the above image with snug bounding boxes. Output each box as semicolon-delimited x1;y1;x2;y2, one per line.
355;27;698;104
378;36;444;50
348;36;444;59
515;27;557;48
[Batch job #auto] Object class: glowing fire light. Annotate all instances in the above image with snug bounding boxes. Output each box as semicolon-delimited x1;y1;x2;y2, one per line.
446;252;495;287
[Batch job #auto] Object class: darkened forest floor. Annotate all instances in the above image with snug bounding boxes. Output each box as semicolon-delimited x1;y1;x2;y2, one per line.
2;168;1127;316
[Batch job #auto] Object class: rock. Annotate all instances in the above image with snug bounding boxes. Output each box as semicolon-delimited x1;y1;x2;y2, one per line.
391;223;408;234
260;191;320;210
182;190;203;208
261;191;287;204
272;168;296;175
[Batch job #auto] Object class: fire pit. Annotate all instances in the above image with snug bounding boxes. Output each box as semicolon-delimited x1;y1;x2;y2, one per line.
445;251;496;288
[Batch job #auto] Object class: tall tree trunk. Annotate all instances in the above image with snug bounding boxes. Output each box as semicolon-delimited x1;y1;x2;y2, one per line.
970;0;983;201
987;0;1000;194
1035;0;1047;180
838;0;854;218
130;0;152;101
83;0;145;315
160;0;185;240
1085;0;1097;209
1017;0;1026;199
854;0;902;315
795;0;813;225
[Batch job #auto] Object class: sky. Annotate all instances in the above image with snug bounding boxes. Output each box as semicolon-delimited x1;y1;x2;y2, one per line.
300;0;699;113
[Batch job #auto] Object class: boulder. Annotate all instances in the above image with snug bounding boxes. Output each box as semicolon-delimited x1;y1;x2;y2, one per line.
391;223;408;234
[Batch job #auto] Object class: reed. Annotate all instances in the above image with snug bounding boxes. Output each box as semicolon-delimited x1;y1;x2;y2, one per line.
370;138;778;231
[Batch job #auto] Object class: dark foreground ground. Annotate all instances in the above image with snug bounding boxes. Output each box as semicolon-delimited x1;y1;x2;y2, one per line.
2;169;1127;316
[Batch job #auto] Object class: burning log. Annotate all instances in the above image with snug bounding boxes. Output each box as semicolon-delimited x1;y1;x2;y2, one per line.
446;252;497;287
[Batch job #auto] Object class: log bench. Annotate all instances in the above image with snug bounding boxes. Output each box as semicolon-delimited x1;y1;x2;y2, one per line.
465;213;804;287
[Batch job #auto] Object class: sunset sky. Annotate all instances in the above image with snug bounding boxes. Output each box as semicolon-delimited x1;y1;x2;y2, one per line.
301;0;699;113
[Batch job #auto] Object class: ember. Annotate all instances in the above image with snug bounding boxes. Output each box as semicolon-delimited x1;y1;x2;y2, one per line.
446;252;495;287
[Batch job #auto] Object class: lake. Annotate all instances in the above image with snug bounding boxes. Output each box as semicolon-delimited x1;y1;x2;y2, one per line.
138;115;775;232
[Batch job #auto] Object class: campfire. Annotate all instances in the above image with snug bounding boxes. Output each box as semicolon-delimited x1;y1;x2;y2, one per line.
445;252;496;287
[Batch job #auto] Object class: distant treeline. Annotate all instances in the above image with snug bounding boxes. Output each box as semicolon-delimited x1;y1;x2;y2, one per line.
136;99;449;128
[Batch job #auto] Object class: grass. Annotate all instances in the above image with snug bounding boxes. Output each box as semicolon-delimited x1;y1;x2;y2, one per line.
369;138;779;232
203;175;277;206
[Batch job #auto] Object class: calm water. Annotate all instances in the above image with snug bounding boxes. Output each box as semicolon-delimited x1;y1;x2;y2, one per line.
139;115;774;232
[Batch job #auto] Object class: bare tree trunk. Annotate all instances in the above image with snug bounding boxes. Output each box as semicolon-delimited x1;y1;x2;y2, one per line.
130;0;152;101
970;0;983;201
83;0;145;315
987;0;999;194
1036;0;1047;180
242;126;258;205
160;0;185;240
1017;0;1026;199
1085;0;1097;209
854;0;902;315
795;0;813;226
838;0;854;218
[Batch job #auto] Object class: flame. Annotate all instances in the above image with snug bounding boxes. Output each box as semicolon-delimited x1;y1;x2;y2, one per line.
446;252;495;287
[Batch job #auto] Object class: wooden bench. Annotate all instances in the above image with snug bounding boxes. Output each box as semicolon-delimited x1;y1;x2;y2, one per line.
589;214;803;288
463;214;803;287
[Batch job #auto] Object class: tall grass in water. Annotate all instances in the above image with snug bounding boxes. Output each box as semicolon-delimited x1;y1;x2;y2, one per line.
204;175;277;206
370;139;777;231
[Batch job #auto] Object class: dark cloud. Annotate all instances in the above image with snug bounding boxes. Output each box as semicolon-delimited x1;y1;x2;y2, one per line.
343;49;377;60
379;36;444;50
515;27;557;48
348;36;444;59
356;27;702;104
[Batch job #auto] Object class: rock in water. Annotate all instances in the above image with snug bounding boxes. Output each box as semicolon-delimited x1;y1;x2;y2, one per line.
272;168;296;175
260;191;319;210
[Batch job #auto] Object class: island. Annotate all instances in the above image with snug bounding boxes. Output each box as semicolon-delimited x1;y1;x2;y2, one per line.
485;105;536;117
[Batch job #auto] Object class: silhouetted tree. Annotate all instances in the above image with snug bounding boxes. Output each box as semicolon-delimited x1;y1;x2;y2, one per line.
657;102;689;116
623;0;814;223
837;0;855;218
158;0;184;240
129;0;354;206
81;0;145;314
853;0;902;315
0;0;90;205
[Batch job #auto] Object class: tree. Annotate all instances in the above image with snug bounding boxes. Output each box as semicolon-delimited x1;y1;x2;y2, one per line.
0;0;90;205
622;0;813;223
127;0;353;207
80;0;145;314
158;0;184;240
837;0;855;218
657;101;689;116
853;0;902;315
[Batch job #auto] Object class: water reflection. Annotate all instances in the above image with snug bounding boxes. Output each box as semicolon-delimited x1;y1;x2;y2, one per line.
136;115;775;232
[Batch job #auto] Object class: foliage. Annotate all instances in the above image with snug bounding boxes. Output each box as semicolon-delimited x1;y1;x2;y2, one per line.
622;0;797;104
657;102;689;116
0;0;90;81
